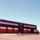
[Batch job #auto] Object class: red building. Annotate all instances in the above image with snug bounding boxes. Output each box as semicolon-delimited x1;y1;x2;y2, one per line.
0;19;39;34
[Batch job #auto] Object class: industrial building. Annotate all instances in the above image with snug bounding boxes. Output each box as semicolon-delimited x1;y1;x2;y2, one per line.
0;19;39;34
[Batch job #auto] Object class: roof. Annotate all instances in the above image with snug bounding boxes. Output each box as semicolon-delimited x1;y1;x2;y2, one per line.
0;19;37;28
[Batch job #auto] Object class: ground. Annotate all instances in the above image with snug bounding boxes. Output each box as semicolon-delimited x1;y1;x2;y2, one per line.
0;33;40;40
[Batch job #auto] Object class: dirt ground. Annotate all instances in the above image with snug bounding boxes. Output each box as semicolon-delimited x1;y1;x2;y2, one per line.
0;33;40;40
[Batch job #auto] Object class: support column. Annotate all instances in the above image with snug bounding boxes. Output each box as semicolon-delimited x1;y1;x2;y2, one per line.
31;28;34;33
18;24;24;33
6;26;8;33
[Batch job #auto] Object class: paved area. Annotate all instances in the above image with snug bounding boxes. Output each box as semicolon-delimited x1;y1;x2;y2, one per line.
0;33;40;40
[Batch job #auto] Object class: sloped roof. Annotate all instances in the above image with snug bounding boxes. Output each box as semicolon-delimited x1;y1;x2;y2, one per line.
0;19;36;25
0;19;37;28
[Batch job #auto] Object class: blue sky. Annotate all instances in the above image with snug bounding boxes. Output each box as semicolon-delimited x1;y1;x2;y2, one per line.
0;0;40;31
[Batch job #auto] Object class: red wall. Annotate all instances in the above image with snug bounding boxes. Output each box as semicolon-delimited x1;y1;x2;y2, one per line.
0;29;18;33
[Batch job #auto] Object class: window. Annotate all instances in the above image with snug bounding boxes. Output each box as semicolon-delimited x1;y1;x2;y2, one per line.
24;28;31;32
0;26;6;29
8;27;13;29
13;28;18;31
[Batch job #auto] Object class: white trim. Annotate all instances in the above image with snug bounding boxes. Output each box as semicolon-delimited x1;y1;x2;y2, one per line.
24;25;35;28
0;21;18;26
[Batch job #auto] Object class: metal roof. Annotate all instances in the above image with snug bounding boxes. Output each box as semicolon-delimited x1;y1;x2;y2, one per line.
0;19;37;28
0;19;36;26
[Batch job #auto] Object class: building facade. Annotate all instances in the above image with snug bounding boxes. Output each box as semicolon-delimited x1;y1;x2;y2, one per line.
0;19;39;34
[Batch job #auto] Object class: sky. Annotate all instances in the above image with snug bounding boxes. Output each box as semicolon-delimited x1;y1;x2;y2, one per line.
0;0;40;31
